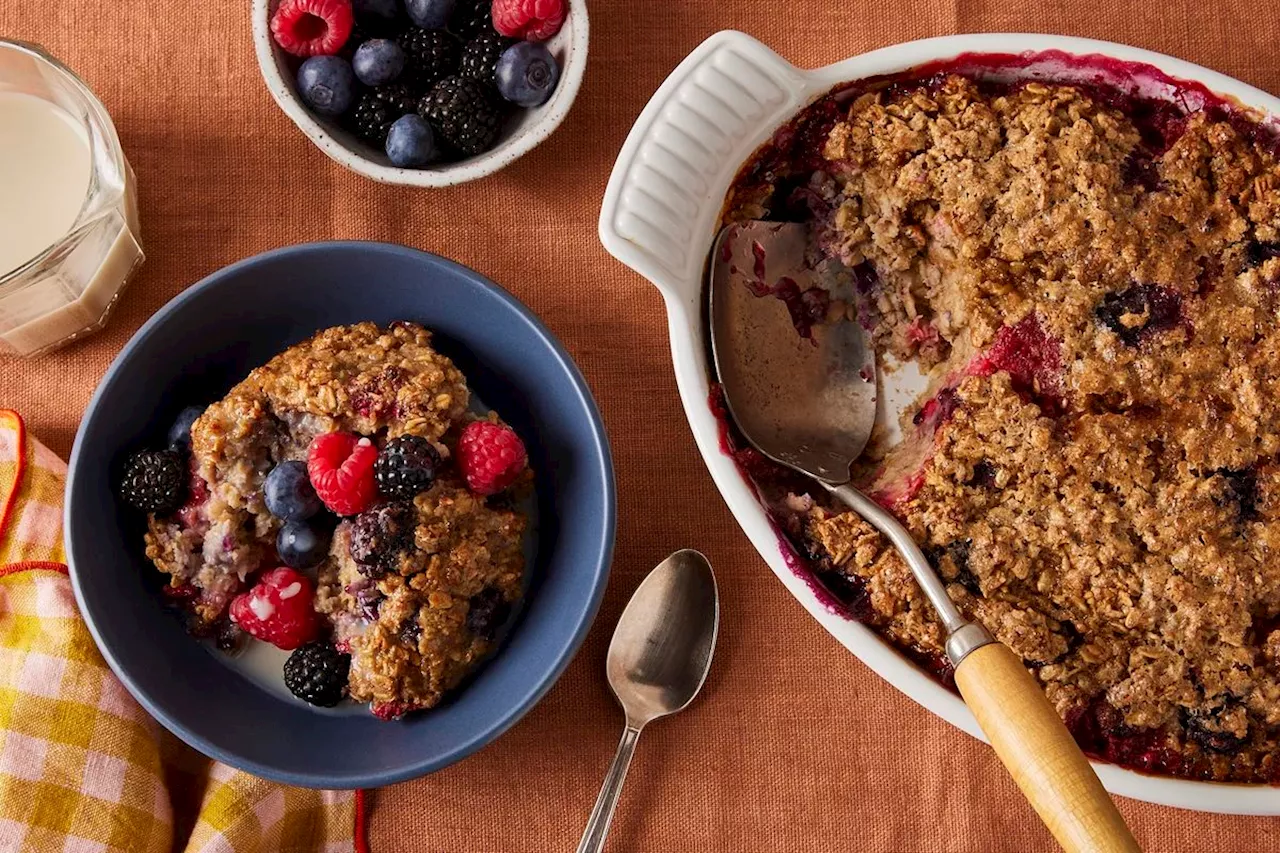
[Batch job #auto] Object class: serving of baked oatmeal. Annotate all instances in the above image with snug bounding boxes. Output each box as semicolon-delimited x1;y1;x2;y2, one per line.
125;321;531;718
718;57;1280;782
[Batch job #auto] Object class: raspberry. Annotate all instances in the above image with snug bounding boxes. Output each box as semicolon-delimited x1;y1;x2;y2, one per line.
307;432;379;516
371;700;420;720
271;0;355;58
229;567;321;650
491;0;566;41
456;420;527;495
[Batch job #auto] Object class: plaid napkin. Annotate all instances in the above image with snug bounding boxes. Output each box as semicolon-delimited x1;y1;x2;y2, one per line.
0;410;368;853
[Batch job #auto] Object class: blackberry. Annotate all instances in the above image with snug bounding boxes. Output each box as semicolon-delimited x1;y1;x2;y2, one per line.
283;642;351;707
466;587;511;640
349;85;418;144
397;27;461;92
348;501;415;576
374;82;419;113
459;32;513;84
118;449;186;514
419;76;503;156
449;0;493;39
375;435;441;499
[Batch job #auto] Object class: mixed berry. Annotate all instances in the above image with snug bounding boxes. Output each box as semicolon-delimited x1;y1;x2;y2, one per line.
118;449;187;515
457;420;528;495
269;0;568;167
117;399;530;710
284;641;352;707
230;566;323;650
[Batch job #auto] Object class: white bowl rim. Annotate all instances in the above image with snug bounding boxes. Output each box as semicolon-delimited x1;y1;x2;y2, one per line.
600;30;1280;815
250;0;588;187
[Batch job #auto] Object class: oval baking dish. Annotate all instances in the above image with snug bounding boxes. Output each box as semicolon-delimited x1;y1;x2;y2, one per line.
600;30;1280;814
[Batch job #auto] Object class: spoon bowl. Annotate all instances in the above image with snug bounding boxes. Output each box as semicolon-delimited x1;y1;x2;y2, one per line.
606;549;719;726
709;221;877;483
577;550;718;853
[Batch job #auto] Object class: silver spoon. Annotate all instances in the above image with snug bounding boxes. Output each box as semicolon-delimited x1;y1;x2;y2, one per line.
575;549;719;853
710;221;1139;853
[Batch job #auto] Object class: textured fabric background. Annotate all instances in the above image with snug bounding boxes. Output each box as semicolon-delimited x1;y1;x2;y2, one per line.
3;1;1280;851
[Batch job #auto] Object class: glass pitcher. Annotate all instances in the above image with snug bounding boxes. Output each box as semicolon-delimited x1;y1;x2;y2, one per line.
0;39;142;356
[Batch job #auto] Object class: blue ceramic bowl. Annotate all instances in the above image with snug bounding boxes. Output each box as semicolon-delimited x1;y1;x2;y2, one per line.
65;242;615;788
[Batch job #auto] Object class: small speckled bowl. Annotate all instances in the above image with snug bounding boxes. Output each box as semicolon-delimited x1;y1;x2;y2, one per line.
251;1;588;186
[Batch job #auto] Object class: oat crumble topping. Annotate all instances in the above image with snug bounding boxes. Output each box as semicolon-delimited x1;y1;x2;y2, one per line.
723;69;1280;781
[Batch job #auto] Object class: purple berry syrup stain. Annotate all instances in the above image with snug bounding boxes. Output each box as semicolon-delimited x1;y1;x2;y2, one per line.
739;241;830;341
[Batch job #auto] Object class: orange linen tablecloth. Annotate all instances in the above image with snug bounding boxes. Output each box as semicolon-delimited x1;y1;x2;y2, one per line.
3;1;1280;851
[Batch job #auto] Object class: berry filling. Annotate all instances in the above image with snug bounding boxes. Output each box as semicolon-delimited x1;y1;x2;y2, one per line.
1216;466;1260;523
970;313;1065;414
1067;699;1184;776
1094;284;1185;347
1245;240;1280;270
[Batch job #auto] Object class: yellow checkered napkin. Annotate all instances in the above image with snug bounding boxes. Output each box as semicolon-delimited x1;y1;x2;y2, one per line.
0;411;367;853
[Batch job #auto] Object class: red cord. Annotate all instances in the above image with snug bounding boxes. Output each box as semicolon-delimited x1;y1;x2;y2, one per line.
0;561;68;578
355;788;371;853
0;410;27;542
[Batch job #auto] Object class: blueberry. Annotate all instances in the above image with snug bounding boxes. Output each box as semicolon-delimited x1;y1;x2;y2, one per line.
494;41;560;107
353;0;400;20
405;0;456;28
296;55;356;116
277;520;331;569
264;461;323;521
1094;284;1182;346
353;39;406;87
465;587;510;640
167;405;204;452
385;114;436;167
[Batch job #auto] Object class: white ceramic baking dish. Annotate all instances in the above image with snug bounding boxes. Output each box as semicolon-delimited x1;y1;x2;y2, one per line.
599;30;1280;814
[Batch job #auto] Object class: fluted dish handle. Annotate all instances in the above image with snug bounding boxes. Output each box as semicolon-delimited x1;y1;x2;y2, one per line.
598;31;809;306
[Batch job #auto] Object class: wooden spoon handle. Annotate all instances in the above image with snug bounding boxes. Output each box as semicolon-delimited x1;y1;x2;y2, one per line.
954;642;1141;853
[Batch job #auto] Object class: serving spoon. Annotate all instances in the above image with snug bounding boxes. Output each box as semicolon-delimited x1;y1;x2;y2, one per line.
576;549;719;853
710;221;1139;853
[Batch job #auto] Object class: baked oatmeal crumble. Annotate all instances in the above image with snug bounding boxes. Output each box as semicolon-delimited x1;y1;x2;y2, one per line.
724;69;1280;781
318;475;526;711
144;322;528;715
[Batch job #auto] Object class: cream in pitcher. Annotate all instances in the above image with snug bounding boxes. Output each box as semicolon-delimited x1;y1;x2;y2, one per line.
0;40;142;356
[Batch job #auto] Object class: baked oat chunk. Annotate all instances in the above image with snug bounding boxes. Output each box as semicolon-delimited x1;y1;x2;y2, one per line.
317;478;526;711
144;322;471;625
191;321;469;515
726;71;1280;781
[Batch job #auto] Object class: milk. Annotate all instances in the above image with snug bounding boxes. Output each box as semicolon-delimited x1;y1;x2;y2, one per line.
0;88;142;356
0;92;91;276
